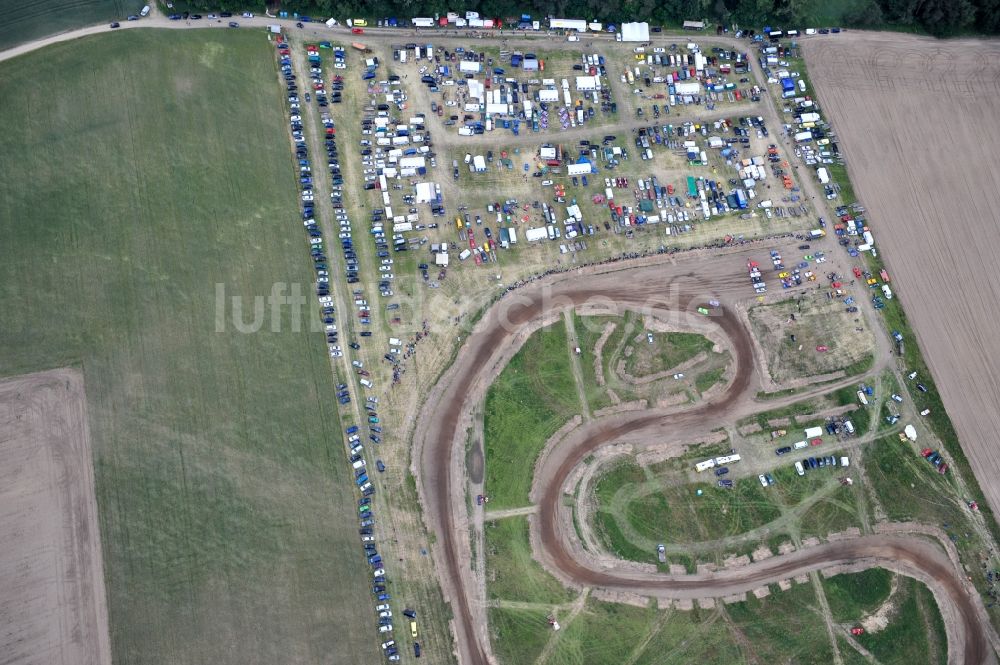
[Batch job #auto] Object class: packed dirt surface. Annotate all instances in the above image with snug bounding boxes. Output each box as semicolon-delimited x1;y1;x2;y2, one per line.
803;34;1000;526
412;242;996;665
0;369;111;665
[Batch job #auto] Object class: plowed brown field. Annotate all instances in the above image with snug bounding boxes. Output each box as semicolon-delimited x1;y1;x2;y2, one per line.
803;33;1000;523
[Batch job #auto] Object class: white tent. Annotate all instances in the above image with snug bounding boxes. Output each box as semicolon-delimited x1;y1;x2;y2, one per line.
567;163;592;176
459;61;481;73
399;156;426;169
538;89;559;102
675;81;700;95
525;227;549;242
415;182;435;203
435;252;449;266
468;80;484;100
620;22;649;42
472;155;487;172
575;76;598;91
539;146;557;160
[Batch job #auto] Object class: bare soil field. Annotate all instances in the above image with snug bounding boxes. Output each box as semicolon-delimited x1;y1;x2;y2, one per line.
748;293;874;382
802;33;1000;520
0;368;110;665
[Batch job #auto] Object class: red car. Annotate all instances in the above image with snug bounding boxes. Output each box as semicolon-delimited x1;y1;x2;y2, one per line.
352;27;364;34
816;345;828;352
811;438;823;446
853;266;863;277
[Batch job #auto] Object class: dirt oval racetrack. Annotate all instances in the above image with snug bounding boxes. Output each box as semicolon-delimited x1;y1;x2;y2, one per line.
802;33;1000;531
412;246;996;665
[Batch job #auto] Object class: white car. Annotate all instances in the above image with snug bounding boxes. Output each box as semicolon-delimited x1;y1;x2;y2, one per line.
891;394;903;402
376;603;390;612
242;11;254;18
334;63;346;69
673;373;684;379
758;474;770;487
318;296;333;305
379;610;392;619
302;194;314;202
378;624;392;633
379;266;391;272
352;360;364;368
373;567;385;576
381;640;395;650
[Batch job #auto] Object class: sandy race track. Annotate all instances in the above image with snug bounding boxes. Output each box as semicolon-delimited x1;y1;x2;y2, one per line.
0;369;111;665
802;34;1000;526
412;242;997;665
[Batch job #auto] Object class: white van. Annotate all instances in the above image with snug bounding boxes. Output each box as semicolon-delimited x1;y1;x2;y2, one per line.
140;4;150;16
352;459;366;470
360;379;374;388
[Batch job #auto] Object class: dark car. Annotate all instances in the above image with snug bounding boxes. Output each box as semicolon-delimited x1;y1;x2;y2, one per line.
717;479;733;488
414;642;421;658
714;467;729;476
110;21;120;28
376;460;386;472
775;446;792;456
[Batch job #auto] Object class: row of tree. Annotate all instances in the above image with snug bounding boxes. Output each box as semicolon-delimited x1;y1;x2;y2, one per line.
184;0;1000;35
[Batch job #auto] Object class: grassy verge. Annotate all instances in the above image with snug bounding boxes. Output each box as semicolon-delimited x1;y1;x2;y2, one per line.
0;30;376;663
695;366;726;393
483;319;579;508
485;516;574;605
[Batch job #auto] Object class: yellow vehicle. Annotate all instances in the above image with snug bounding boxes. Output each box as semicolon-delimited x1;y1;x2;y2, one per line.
455;216;464;230
352;18;367;27
778;271;789;279
866;277;878;286
410;621;418;638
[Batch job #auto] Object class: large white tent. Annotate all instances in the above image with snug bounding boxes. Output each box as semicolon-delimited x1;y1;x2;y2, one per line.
620;22;649;42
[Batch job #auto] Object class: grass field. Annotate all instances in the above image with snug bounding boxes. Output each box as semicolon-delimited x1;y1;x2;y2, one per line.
623;331;713;377
823;568;893;622
0;30;377;664
485;516;575;605
483;320;581;508
825;571;947;664
0;0;141;51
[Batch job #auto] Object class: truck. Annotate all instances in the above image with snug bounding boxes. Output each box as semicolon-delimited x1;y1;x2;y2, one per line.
808;228;826;240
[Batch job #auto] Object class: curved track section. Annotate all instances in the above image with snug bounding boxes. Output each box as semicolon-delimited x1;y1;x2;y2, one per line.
413;249;995;665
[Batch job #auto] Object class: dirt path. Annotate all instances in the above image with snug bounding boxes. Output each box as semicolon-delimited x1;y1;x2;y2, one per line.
484;505;538;520
0;369;111;665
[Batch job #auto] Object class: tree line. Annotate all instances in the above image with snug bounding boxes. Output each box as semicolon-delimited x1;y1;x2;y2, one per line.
188;0;1000;35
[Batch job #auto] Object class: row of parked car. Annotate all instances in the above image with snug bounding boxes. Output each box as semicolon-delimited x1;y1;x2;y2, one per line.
295;42;423;661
